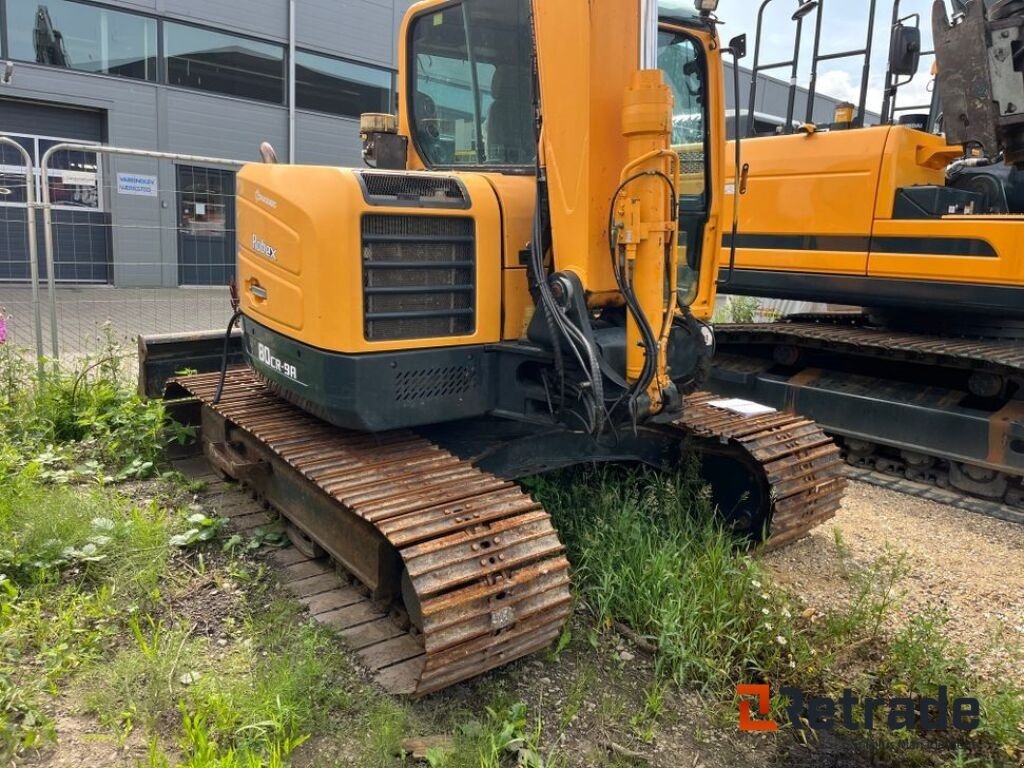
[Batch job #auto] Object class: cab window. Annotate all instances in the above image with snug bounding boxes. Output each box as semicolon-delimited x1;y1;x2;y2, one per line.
658;30;707;200
658;29;710;306
410;0;535;168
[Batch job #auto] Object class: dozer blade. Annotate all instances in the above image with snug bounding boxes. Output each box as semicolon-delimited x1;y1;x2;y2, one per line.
170;369;572;698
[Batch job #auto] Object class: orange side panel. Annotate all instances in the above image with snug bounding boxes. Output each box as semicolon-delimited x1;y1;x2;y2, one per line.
723;127;891;276
868;217;1024;286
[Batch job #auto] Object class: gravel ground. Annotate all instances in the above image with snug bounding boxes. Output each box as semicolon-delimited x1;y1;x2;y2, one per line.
765;480;1024;682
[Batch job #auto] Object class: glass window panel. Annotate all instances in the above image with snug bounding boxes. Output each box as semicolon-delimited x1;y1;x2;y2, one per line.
0;172;30;205
178;166;232;238
295;52;392;118
410;0;535;168
39;141;100;210
0;136;35;168
296;51;391;118
6;0;157;81
46;173;100;209
164;23;285;104
659;31;707;198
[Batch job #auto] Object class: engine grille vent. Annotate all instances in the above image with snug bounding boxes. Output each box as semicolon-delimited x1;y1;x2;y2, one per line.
677;149;705;176
394;365;478;402
358;172;469;208
362;215;476;342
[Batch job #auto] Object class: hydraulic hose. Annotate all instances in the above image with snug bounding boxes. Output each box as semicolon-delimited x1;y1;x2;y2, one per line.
213;308;243;405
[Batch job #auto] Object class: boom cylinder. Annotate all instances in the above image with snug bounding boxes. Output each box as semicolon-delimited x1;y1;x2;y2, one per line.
619;69;678;407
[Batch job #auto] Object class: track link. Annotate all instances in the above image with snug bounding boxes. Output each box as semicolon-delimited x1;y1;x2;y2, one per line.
172;369;572;698
677;394;847;548
714;317;1024;514
718;316;1024;378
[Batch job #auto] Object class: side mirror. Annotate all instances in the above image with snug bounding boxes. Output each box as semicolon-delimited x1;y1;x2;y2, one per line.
889;25;922;77
728;34;748;61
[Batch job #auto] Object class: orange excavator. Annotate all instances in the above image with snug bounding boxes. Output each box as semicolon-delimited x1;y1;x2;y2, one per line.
140;0;847;696
705;0;1024;518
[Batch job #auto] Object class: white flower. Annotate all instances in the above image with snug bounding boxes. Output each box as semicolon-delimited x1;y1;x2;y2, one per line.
781;608;792;619
776;635;788;646
751;579;762;588
764;623;772;630
761;607;770;616
789;660;796;668
761;593;770;600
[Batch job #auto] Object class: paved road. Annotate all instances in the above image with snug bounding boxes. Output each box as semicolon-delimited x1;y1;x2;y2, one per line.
0;285;233;358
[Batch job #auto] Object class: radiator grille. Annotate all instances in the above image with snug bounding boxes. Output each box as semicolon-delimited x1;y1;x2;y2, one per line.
359;172;468;208
362;215;476;342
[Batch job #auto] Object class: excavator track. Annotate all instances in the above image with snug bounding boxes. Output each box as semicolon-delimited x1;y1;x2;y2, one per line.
676;393;846;549
718;316;1024;378
712;318;1024;514
164;367;845;695
171;369;573;698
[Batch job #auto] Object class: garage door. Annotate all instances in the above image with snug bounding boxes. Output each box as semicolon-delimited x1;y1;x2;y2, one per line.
0;99;112;283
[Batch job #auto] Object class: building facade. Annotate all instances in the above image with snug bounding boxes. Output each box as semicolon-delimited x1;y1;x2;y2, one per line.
0;0;873;289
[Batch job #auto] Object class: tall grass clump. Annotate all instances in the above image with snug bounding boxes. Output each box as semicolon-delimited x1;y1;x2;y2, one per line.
0;325;185;481
526;464;808;694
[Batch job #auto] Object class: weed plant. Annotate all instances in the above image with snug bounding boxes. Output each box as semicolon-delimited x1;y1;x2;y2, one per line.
525;464;810;695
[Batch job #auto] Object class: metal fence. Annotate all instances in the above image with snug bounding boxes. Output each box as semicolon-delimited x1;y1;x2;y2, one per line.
0;136;838;364
0;136;248;361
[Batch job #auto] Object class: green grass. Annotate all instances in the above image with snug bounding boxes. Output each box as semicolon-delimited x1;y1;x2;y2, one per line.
136;598;358;768
528;465;1023;766
0;481;179;762
526;464;810;695
1;325;1020;767
0;332;189;484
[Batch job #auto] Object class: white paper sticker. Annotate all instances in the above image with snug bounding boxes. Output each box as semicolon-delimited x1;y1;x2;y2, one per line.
708;398;777;417
724;183;736;196
195;202;207;216
61;170;97;187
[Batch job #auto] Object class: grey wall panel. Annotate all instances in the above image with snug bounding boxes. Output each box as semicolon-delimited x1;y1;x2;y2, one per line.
295;112;362;166
163;90;287;160
298;0;395;65
157;0;288;42
108;155;165;288
0;66;158;148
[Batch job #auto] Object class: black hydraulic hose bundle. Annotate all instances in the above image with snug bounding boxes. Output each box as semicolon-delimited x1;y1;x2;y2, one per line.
213;308;243;405
527;191;607;435
606;170;679;424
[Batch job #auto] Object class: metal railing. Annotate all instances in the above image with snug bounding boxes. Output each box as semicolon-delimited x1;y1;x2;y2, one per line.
0;136;44;369
0;136;262;362
37;143;248;360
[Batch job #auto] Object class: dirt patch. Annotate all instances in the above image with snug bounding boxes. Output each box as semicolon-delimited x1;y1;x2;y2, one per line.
165;568;244;638
19;710;149;768
765;480;1024;682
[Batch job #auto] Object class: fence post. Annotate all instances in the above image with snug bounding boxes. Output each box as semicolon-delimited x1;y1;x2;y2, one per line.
0;136;45;372
39;147;60;359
